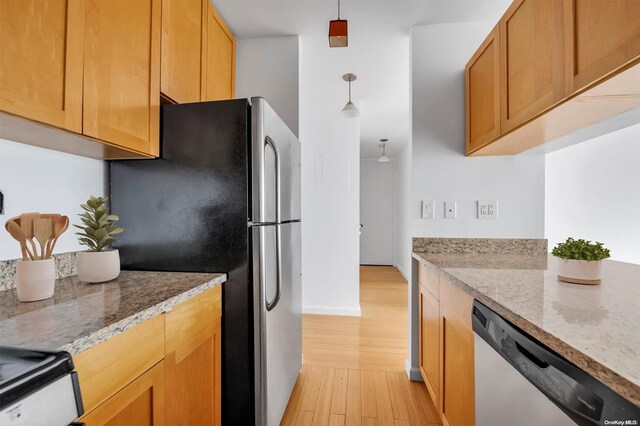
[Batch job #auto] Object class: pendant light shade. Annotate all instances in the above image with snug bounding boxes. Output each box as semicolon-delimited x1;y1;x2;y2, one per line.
341;73;360;118
329;0;348;47
378;139;390;162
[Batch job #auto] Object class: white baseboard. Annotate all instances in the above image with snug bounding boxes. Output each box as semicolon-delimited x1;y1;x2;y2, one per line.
396;263;409;282
405;359;423;382
302;305;362;317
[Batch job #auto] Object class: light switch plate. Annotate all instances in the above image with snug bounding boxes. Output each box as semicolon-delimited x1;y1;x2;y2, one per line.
421;200;434;219
445;201;456;219
478;200;498;219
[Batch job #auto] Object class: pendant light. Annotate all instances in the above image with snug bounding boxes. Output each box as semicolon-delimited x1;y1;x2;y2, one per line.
329;0;348;47
341;73;360;118
378;139;390;162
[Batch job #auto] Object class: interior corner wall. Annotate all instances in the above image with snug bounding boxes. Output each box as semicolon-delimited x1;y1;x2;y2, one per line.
410;22;545;239
0;139;107;260
545;124;640;264
235;36;300;136
395;141;412;280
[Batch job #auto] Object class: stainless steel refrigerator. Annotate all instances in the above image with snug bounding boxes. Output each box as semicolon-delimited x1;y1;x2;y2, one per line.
110;97;302;426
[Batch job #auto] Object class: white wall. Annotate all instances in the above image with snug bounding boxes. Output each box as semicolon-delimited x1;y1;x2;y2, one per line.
299;34;362;316
0;139;107;260
360;160;395;265
235;36;300;136
395;141;412;280
411;23;545;239
545;124;640;264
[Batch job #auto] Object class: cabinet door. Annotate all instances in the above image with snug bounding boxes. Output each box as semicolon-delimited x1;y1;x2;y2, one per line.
439;277;474;426
166;318;222;426
565;0;640;93
83;0;160;156
0;0;83;132
500;0;565;133
161;0;205;103
466;25;500;154
203;1;236;101
419;284;440;407
81;361;165;426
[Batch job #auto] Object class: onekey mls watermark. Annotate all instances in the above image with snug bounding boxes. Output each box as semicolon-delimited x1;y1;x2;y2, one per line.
604;420;638;425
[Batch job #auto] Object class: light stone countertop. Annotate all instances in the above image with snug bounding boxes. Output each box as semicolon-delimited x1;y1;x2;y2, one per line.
412;252;640;406
0;271;226;355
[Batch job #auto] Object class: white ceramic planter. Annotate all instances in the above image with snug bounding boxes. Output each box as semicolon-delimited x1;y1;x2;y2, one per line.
77;249;121;283
16;259;55;302
556;257;602;285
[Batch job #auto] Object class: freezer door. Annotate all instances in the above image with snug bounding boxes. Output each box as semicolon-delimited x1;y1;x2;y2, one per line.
251;97;301;224
253;222;302;426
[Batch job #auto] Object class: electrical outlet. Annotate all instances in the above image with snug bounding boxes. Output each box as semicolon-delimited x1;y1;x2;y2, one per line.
421;200;434;219
445;201;456;219
478;200;498;219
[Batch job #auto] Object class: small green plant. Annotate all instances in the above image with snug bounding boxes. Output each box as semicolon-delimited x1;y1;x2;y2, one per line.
74;196;123;252
551;238;610;261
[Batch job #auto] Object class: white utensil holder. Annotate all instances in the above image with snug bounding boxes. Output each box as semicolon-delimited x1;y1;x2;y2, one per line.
16;259;55;302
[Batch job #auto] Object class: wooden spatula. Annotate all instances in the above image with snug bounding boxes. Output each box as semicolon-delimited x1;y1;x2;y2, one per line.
46;215;69;259
33;218;52;260
6;220;32;261
20;213;41;259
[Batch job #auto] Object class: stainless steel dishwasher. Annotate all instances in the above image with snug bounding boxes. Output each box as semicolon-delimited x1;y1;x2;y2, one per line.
472;300;639;426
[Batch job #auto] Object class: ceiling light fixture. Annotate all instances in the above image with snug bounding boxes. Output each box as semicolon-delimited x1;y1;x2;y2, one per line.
378;139;390;162
341;73;360;118
329;0;348;47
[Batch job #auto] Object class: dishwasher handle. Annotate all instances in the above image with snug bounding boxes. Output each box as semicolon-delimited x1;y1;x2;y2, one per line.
473;301;620;425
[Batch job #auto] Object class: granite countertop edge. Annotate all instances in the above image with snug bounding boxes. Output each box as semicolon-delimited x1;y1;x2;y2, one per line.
60;274;226;355
411;252;640;406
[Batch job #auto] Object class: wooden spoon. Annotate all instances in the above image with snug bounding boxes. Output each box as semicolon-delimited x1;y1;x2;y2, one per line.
6;220;32;261
41;214;61;257
46;215;69;259
33;218;52;260
20;213;41;259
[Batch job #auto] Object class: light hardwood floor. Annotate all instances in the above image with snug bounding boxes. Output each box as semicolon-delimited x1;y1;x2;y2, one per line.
281;266;441;426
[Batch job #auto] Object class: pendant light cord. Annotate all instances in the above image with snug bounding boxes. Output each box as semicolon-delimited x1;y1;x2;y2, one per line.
348;79;351;102
338;0;341;19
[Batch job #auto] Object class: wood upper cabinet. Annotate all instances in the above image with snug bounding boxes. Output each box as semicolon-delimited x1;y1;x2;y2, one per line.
565;0;640;93
500;0;566;133
419;284;440;407
203;1;236;101
466;25;500;153
81;361;165;426
439;276;474;426
0;0;83;132
83;0;160;156
165;286;222;426
161;0;206;103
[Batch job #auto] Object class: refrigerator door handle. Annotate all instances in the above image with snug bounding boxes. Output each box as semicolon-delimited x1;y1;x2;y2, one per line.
264;136;282;312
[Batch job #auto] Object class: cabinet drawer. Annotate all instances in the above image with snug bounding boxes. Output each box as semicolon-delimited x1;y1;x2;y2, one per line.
418;262;439;300
166;285;221;353
73;315;165;414
439;274;473;322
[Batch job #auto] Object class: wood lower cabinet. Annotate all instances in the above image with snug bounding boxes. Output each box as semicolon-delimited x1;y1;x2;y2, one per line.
439;276;474;426
81;361;165;426
161;0;206;103
203;1;236;101
82;0;160;156
465;25;500;153
417;262;475;426
419;284;440;406
77;285;222;425
565;0;640;92
165;286;222;426
0;0;83;132
500;0;566;132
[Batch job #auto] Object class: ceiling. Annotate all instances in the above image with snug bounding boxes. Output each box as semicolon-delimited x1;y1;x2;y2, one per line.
214;0;510;159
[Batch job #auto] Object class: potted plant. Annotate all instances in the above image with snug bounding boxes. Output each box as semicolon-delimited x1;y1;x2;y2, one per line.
551;238;610;285
75;196;124;283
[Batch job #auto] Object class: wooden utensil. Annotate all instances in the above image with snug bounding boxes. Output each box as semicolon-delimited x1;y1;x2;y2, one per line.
33;218;52;260
20;213;41;259
40;214;61;258
5;220;33;261
46;215;69;259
